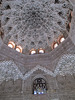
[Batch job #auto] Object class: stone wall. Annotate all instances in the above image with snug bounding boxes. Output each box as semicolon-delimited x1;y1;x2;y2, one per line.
0;74;75;100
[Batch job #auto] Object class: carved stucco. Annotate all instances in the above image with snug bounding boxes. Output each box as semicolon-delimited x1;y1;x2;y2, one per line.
0;0;73;53
0;54;75;84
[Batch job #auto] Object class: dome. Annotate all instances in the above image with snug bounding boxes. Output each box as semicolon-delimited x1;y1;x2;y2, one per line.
0;0;73;54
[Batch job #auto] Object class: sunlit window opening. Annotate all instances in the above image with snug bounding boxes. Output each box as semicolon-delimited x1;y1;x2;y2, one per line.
16;45;22;53
51;42;58;49
33;78;47;95
53;43;58;48
58;35;65;43
60;37;65;43
38;48;45;54
8;41;15;48
30;49;36;55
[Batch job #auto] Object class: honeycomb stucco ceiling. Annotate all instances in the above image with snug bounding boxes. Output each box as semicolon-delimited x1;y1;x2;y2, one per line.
0;0;73;53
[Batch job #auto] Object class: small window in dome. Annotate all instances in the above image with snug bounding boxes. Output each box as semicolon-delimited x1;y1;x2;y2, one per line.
16;45;22;53
8;41;15;49
33;78;47;95
38;48;45;54
51;42;58;49
30;48;36;55
58;35;65;44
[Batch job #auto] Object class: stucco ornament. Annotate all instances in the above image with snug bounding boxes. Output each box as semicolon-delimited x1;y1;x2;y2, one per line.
0;60;23;84
0;54;75;84
1;0;73;52
54;54;75;76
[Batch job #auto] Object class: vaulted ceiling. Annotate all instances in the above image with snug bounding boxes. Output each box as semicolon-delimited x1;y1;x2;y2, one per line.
0;0;73;54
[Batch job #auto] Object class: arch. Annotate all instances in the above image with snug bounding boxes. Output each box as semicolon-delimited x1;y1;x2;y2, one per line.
32;74;47;82
32;77;47;95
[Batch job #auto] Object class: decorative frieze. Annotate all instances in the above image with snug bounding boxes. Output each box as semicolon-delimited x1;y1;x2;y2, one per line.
0;54;75;84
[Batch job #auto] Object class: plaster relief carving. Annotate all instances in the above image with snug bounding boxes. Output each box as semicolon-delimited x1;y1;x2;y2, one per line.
0;0;73;52
0;54;75;84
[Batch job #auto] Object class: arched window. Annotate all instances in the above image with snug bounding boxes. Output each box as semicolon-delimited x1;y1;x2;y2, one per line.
33;78;47;95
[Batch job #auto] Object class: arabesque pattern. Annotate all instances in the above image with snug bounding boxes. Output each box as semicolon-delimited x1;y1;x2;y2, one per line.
0;0;73;52
0;54;75;84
